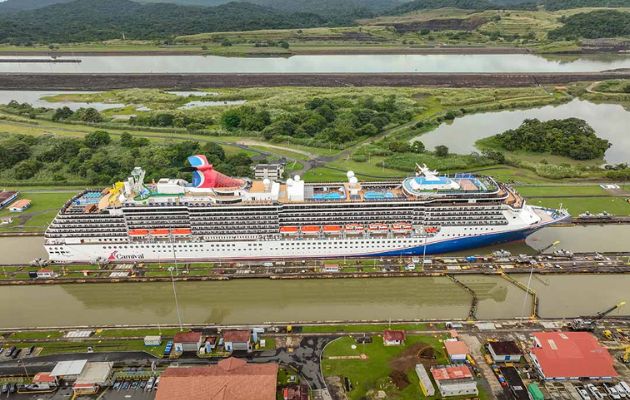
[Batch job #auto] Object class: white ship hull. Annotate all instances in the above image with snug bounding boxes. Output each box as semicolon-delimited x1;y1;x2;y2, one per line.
46;206;567;263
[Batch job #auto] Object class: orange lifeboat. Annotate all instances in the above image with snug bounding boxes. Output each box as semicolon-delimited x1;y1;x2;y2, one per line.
392;223;413;234
323;225;343;235
345;224;364;235
301;225;321;235
128;229;149;236
424;226;439;234
172;228;192;236
280;226;299;235
150;228;170;236
368;223;389;234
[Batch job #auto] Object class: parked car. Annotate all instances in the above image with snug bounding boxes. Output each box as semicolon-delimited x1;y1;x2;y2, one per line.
1;384;8;394
587;384;605;400
578;387;592;400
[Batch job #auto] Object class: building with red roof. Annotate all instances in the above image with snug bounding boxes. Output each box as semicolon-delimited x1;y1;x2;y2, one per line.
173;331;203;353
383;330;406;346
155;357;278;400
431;365;478;397
529;332;618;380
444;340;469;362
223;330;252;352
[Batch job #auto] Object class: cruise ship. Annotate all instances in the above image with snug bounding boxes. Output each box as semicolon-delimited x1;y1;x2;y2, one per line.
44;155;569;263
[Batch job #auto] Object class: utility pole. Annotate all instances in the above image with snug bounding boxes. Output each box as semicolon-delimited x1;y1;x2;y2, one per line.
168;266;184;331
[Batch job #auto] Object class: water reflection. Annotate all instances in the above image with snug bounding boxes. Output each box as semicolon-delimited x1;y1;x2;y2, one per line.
0;54;629;73
412;99;630;163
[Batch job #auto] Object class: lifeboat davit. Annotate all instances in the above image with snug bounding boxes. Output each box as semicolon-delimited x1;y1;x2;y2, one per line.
368;223;389;234
323;225;343;235
301;225;321;235
345;224;364;235
392;223;413;234
280;226;299;235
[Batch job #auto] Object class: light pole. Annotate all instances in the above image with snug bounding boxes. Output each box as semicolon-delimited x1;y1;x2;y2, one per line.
168;266;184;331
170;233;179;275
18;359;29;380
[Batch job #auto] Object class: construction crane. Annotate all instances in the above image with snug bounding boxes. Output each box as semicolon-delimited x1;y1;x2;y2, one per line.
569;301;626;331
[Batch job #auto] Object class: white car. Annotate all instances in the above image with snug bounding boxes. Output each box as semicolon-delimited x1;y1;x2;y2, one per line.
578;387;592;400
605;384;622;400
586;384;605;400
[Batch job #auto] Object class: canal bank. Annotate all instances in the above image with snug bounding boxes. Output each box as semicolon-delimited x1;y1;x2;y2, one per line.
0;274;628;329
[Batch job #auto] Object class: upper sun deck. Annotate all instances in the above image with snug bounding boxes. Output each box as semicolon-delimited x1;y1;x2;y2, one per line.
58;161;520;215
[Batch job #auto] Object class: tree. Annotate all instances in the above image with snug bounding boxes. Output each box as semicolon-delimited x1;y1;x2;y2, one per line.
221;109;243;129
52;106;74;121
435;145;449;157
75;107;103;123
278;40;289;49
411;140;425;153
0;137;31;170
84;131;111;148
120;132;134;147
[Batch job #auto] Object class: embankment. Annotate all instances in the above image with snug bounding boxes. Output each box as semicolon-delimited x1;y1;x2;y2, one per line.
2;72;630;89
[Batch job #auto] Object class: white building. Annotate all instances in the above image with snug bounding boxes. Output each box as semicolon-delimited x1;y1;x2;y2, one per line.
254;164;284;180
488;341;522;363
431;365;478;397
415;364;435;396
50;360;88;382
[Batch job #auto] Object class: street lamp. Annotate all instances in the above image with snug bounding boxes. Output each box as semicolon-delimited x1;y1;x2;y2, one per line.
168;266;183;331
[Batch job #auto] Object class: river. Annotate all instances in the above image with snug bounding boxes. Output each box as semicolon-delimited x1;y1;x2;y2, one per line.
0;54;629;74
412;99;630;164
0;274;628;328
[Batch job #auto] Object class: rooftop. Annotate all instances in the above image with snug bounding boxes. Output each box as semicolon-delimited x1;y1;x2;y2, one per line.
431;365;473;381
530;332;618;379
9;199;31;208
489;340;522;356
383;330;406;342
223;330;251;343
173;332;203;344
155;357;278;400
444;340;470;356
50;360;88;377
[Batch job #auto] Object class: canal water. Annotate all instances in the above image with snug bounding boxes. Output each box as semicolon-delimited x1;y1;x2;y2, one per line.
0;274;628;328
1;54;629;74
412;99;630;164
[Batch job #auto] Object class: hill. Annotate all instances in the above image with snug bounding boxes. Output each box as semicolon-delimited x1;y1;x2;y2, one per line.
0;0;328;44
0;0;73;13
548;10;630;39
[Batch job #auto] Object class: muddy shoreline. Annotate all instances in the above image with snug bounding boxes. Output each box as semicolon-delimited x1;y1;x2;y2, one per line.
1;72;629;89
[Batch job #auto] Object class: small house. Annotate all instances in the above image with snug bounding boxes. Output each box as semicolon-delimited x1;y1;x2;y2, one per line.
173;331;203;353
32;372;56;386
36;269;58;279
383;330;405;346
488;340;522;362
431;365;478;397
223;330;252;352
444;340;469;362
144;335;162;346
0;191;18;209
9;199;31;212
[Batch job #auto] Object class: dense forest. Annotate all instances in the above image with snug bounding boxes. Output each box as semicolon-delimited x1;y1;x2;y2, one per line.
0;132;253;184
540;0;630;11
493;118;611;160
0;0;327;44
548;10;630;39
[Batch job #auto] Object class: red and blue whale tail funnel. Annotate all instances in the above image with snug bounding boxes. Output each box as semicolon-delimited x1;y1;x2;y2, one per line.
187;155;244;189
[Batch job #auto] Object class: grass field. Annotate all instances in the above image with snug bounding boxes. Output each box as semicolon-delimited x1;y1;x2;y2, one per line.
302;323;443;334
0;191;76;232
527;196;630;215
322;334;456;400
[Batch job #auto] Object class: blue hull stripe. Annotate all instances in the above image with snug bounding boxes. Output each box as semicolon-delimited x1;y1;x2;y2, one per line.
369;228;534;257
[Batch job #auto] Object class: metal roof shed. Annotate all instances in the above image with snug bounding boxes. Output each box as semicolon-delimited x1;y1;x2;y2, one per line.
50;360;88;379
75;362;114;386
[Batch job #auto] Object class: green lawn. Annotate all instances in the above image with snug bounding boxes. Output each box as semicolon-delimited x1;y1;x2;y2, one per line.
302;323;443;334
17;339;166;357
5;330;64;340
527;197;630;216
0;191;76;232
94;328;184;338
516;185;608;197
322;335;449;400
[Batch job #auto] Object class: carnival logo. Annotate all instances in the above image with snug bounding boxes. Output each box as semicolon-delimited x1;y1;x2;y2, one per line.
108;250;145;261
